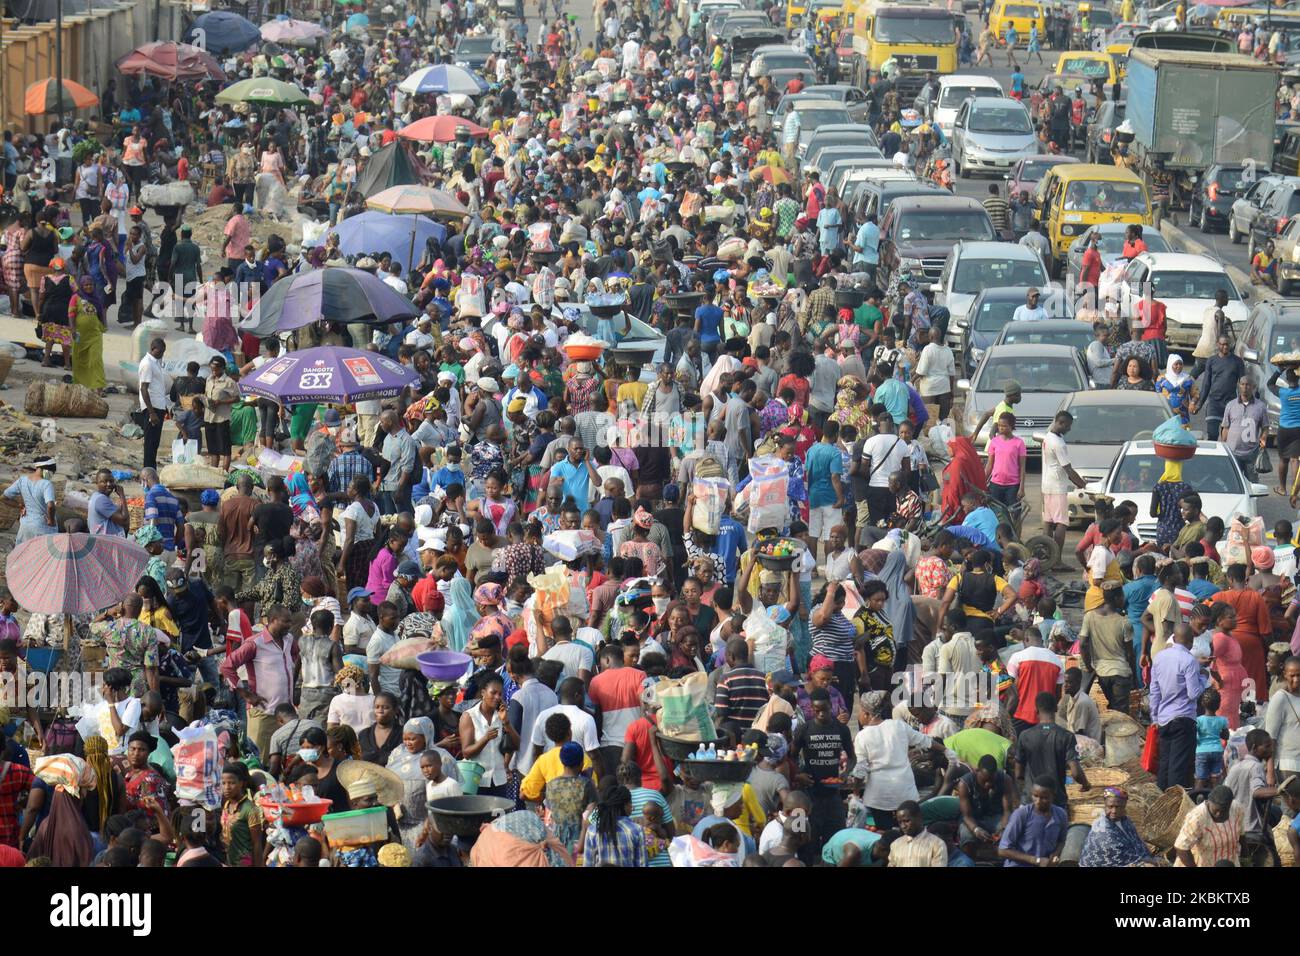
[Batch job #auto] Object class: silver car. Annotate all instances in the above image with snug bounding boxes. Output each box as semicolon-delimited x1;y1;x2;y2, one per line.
951;96;1040;178
958;343;1091;450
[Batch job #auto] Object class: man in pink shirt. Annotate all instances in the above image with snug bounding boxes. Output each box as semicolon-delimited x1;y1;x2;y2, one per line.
220;606;299;758
222;205;252;272
984;411;1026;508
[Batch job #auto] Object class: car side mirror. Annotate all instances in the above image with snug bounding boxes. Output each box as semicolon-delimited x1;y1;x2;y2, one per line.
930;283;943;293
1250;482;1270;498
1083;480;1103;495
957;379;971;391
1241;289;1250;301
1244;348;1260;362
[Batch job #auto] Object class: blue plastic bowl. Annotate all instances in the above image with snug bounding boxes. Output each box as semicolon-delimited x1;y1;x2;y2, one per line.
417;650;472;682
342;654;367;671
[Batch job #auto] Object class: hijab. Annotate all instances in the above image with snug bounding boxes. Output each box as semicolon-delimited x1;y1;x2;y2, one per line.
876;549;915;650
75;274;105;320
387;716;436;780
1162;354;1192;388
441;572;480;652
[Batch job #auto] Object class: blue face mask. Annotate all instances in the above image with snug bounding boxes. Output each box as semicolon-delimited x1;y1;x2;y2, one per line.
298;748;320;763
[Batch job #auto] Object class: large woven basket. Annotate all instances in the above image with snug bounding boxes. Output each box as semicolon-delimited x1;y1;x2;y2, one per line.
1141;786;1194;849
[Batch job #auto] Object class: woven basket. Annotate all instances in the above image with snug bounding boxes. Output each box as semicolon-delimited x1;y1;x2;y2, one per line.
1141;786;1194;849
1277;815;1297;867
127;497;145;533
1089;680;1110;712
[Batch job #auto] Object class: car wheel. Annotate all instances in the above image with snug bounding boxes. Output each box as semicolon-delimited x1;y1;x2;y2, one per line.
1024;534;1061;569
1230;217;1243;244
958;154;969;178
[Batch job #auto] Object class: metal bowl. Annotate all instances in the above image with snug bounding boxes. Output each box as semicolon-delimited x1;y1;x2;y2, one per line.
427;795;515;838
657;732;715;762
679;758;755;783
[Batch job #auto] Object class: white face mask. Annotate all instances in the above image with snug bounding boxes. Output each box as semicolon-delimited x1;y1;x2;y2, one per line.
652;597;670;615
263;558;273;569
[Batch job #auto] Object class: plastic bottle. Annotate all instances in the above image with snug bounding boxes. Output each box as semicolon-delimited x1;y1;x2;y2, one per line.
706;743;717;759
694;744;706;760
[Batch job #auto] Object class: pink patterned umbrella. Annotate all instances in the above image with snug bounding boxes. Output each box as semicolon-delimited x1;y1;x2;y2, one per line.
6;533;150;615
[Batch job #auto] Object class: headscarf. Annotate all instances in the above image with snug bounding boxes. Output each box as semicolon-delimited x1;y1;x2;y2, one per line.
442;573;480;653
559;741;584;768
26;787;94;867
633;506;654;530
1252;546;1275;571
388;716;437;780
473;582;504;607
333;663;368;692
1163;353;1192;388
75;274;105;320
787;402;807;425
876;549;915;650
83;735;115;833
134;525;163;547
942;437;987;521
1159;459;1183;483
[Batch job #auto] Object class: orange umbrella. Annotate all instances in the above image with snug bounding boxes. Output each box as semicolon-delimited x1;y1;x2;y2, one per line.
24;78;99;115
396;115;490;143
753;164;790;185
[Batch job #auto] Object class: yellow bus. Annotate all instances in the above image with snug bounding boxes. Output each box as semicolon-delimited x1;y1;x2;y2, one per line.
988;0;1046;43
1053;51;1119;85
848;0;958;97
1218;7;1300;29
788;0;847;30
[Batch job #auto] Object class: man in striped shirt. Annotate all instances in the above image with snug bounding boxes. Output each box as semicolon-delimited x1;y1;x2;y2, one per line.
714;638;771;737
142;468;183;561
983;183;1011;235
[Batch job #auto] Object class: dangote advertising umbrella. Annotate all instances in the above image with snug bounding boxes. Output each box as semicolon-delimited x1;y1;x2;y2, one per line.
237;347;419;404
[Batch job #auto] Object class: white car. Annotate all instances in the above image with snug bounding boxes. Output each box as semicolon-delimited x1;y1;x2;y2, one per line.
935;240;1050;346
1113;252;1249;352
928;75;1004;138
1083;440;1268;545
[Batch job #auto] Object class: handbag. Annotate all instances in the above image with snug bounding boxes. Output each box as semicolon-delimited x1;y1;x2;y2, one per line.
1256;446;1273;475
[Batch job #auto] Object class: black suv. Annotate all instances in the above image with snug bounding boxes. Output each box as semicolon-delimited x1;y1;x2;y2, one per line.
1188;164;1249;234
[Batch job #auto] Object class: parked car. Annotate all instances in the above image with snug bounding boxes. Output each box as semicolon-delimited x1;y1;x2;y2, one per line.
1227;174;1293;246
1063;222;1172;279
1052;390;1177;523
934;241;1050;340
452;35;501;69
877;195;997;288
1236;299;1300;430
956;286;1062;377
1084;100;1125;164
958;343;1092;449
1113;252;1249;352
1187;164;1251;234
951;96;1040;178
1083;441;1268;544
1006;155;1080;200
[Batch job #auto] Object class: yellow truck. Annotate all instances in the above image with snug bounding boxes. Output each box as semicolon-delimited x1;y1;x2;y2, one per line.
788;0;848;30
848;0;958;98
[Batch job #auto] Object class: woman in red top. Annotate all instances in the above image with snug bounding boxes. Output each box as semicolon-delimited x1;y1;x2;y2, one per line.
1121;224;1148;259
777;349;814;408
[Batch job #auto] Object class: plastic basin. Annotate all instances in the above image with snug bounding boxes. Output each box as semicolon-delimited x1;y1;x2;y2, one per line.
257;798;332;827
417;650;472;682
427;795;515;837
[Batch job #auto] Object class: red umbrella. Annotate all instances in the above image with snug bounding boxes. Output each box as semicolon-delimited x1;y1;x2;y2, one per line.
116;41;226;82
397;115;490;143
5;533;150;616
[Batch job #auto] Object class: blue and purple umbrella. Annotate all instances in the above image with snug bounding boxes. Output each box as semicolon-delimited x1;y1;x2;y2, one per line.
239;266;419;337
237;346;420;404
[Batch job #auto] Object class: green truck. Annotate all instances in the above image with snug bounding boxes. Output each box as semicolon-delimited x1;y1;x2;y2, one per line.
1124;48;1279;212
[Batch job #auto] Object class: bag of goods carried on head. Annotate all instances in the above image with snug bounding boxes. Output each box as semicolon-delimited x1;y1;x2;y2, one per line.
745;456;790;534
1222;513;1265;569
744;607;790;676
657;671;717;741
527;564;571;619
528;221;554;252
456;273;486;317
379;636;442;669
691;477;731;535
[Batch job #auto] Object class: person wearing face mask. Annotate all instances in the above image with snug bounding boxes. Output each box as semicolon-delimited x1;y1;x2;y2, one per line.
296;726;349;813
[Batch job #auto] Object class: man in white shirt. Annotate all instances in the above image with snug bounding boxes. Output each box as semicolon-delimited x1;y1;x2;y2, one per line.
1041;410;1088;556
382;262;408;295
857;412;911;526
912;327;957;420
1019;221;1052;271
528;677;601;764
621;35;641;72
137;337;171;471
1011;287;1048;323
404;315;436;350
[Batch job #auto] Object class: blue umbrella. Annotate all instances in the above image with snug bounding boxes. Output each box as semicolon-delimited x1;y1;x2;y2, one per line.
185;11;261;55
329;211;447;274
398;64;490;96
345;12;370;31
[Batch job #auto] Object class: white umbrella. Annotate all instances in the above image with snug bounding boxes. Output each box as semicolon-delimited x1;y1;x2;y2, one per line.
398;64;489;96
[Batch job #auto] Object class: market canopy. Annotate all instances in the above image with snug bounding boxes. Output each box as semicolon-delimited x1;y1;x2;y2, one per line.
329;211;448;274
354;141;434;198
24;78;98;115
238;346;420;404
260;17;328;43
215;77;313;108
398;64;489;96
366;185;470;219
185;11;261;54
396;115;489;143
6;533;150;616
239;266;420;337
116;42;226;81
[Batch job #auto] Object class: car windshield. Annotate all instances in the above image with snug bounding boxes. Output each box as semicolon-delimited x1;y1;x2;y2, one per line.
1006;4;1041;17
1066;403;1172;445
1214;167;1247;191
459;38;495;52
975;356;1083;392
796;108;850;129
1088;229;1169;255
972;299;1020;331
1060;180;1146;214
969;105;1032;134
812;134;874;152
939;85;998;107
1017;159;1064;183
1149;271;1239;300
761;53;815;70
1112;453;1244;495
953;258;1046;292
1268;319;1300;356
999;327;1092;352
898;211;994;241
873;14;955;43
1058;56;1110;77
